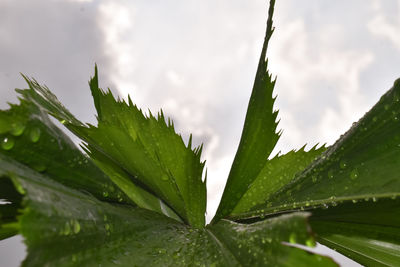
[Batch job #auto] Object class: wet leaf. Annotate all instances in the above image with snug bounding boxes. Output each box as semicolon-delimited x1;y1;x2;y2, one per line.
213;0;280;223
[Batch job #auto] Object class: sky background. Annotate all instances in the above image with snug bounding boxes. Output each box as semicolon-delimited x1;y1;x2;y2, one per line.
0;0;399;266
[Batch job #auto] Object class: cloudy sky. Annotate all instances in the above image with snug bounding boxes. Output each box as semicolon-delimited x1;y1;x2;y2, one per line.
0;0;399;266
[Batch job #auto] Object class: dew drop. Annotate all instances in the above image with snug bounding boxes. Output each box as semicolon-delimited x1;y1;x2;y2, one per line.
29;128;41;143
339;160;347;169
158;248;167;254
10;123;25;136
161;175;169;181
102;191;109;197
33;163;47;172
350;169;359;180
73;220;81;234
289;233;297;244
305;238;315;247
327;170;334;179
1;137;14;150
63;222;71;235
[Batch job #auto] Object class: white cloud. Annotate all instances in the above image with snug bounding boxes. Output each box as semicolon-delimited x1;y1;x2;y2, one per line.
368;0;400;50
269;16;374;150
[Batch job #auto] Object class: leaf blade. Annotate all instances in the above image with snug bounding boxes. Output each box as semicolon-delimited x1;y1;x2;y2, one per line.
213;0;280;223
236;79;400;219
231;145;326;216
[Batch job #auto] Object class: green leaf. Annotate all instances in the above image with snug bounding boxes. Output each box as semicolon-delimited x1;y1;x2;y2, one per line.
18;69;206;227
310;198;400;266
0;152;334;266
0;176;22;240
0;94;131;205
0;147;336;266
86;68;206;227
235;79;400;219
230;145;326;216
213;0;280;223
85;145;182;222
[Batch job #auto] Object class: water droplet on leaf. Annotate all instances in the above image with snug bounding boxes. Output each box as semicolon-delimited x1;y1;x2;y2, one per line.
10;123;25;136
350;168;359;180
339;160;347;169
1;137;14;150
289;233;297;244
73;220;81;234
29;128;41;143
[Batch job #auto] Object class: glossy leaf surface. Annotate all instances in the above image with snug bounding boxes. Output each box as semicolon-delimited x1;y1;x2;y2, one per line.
19;71;206;227
214;0;280;223
0;152;335;267
235;79;400;220
0;94;130;204
231;145;326;216
310;198;400;266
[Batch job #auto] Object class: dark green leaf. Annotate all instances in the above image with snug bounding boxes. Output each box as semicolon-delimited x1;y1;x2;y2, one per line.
86;68;206;227
310;198;400;266
18;71;205;227
213;0;279;223
0;151;335;266
0;176;22;240
235;79;400;220
0;94;131;205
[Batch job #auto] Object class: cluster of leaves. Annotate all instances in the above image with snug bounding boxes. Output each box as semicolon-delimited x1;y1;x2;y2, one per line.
1;1;400;266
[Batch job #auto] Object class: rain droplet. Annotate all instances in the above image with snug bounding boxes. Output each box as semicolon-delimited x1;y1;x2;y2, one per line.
289;233;297;244
305;238;315;247
29;127;41;143
1;137;14;150
339;160;347;169
102;191;109;197
63;222;71;235
73;220;81;234
33;163;47;172
158;248;167;254
350;168;359;180
161;175;169;181
10;123;25;136
327;170;334;179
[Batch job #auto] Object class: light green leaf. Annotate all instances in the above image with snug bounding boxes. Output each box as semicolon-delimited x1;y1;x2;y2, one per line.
231;145;326;216
213;0;280;223
311;198;400;266
19;69;206;227
86;68;206;227
0;153;335;266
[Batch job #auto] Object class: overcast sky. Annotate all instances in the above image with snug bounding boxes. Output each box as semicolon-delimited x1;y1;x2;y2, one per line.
1;0;399;266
